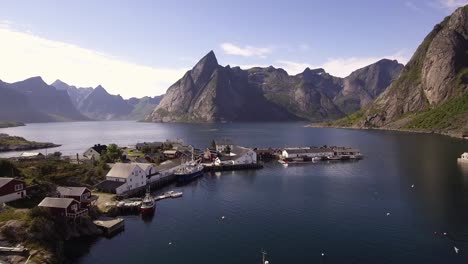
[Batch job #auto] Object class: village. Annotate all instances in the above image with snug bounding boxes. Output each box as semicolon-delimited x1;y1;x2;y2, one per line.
0;138;362;262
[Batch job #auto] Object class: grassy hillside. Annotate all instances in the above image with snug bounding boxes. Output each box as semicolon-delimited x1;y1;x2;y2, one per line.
403;93;468;131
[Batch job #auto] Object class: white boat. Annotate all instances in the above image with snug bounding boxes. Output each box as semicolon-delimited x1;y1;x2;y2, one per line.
170;191;183;198
312;157;322;162
457;152;468;164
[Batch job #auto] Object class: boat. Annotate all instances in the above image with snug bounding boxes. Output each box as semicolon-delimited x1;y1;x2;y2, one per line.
312;156;322;162
175;161;204;183
140;187;155;215
457;152;468;164
176;147;204;183
261;250;269;264
170;191;183;198
326;155;342;161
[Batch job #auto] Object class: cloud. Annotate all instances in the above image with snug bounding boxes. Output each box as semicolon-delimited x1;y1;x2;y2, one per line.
436;0;468;10
239;51;410;77
0;23;187;98
220;42;273;58
405;1;424;12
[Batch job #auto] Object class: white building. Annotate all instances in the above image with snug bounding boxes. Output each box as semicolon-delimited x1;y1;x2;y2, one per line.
83;144;107;160
0;178;27;203
281;148;334;159
216;146;257;165
105;163;147;195
214;139;233;153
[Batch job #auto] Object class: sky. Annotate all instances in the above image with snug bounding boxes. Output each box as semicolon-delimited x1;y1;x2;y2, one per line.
0;0;467;98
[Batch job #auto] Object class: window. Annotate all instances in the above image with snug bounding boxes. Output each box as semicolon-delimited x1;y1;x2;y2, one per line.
71;204;78;211
14;184;23;191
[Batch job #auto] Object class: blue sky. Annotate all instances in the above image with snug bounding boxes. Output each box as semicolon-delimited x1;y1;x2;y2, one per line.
0;0;466;97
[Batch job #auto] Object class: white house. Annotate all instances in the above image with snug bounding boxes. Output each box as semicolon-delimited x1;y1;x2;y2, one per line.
83;144;107;160
214;139;233;153
105;163;147;195
281;148;334;159
0;178;27;203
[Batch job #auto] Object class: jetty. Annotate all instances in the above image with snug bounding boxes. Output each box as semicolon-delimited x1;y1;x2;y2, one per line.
203;163;263;172
0;245;28;255
93;217;125;236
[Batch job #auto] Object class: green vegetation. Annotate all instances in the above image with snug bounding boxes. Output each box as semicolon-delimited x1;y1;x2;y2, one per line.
327;109;365;127
0;159;21;177
0;121;25;128
100;143;123;162
404;93;468;131
0;135;34;145
0;207;28;222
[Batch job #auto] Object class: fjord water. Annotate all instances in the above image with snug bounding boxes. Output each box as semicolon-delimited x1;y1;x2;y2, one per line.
2;121;468;263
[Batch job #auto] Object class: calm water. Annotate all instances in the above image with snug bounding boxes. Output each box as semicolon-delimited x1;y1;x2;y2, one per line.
2;121;468;263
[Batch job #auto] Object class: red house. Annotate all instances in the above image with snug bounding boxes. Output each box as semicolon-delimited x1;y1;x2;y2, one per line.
38;197;88;218
0;178;26;203
56;186;96;207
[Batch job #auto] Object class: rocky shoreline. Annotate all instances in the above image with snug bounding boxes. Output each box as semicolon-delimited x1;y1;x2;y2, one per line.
306;124;467;140
0;134;60;152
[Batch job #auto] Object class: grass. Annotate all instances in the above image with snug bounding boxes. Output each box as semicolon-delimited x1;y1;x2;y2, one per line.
404;93;468;131
326;109;365;127
0;207;28;222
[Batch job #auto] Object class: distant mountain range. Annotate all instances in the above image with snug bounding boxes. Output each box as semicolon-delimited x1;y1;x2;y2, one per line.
328;5;468;136
52;80;162;121
0;77;162;123
147;51;403;122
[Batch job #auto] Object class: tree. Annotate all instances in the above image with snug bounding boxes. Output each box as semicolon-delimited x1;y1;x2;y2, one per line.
103;144;122;162
0;159;20;177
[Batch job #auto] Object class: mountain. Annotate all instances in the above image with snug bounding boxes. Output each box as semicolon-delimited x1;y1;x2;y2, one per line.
78;85;134;120
125;96;163;120
334;59;404;114
147;51;297;122
147;51;402;122
332;5;468;135
0;80;52;122
2;77;88;122
52;79;93;108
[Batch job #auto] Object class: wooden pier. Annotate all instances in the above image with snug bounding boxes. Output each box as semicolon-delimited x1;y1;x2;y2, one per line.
93;217;125;236
203;163;263;172
0;245;28;255
116;174;177;199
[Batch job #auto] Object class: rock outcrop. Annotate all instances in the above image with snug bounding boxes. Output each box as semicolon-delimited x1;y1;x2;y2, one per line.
354;5;468;133
148;51;403;122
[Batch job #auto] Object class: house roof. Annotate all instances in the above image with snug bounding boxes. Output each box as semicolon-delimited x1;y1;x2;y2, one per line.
215;139;233;145
90;144;107;154
95;180;126;192
20;152;43;157
0;178;15;188
106;163;142;179
57;186;89;197
163;150;178;155
283;148;334;154
133;163;155;171
156;159;183;171
38;197;77;208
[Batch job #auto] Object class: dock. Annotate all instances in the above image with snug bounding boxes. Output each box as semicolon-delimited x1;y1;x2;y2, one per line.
93;217;125;236
0;245;28;255
203;163;263;172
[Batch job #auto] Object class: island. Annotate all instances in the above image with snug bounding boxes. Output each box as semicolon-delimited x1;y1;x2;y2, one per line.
0;134;60;152
0;121;25;128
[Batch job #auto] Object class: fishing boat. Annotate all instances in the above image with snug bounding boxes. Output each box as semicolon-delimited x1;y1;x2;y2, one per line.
175;161;204;183
140;187;155;215
176;147;204;183
261;250;269;264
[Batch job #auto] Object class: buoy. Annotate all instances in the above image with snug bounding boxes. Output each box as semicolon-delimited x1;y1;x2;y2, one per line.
168;242;172;245
443;232;447;236
454;246;459;254
221;216;225;220
321;253;325;257
411;184;415;188
386;212;390;216
434;231;438;235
